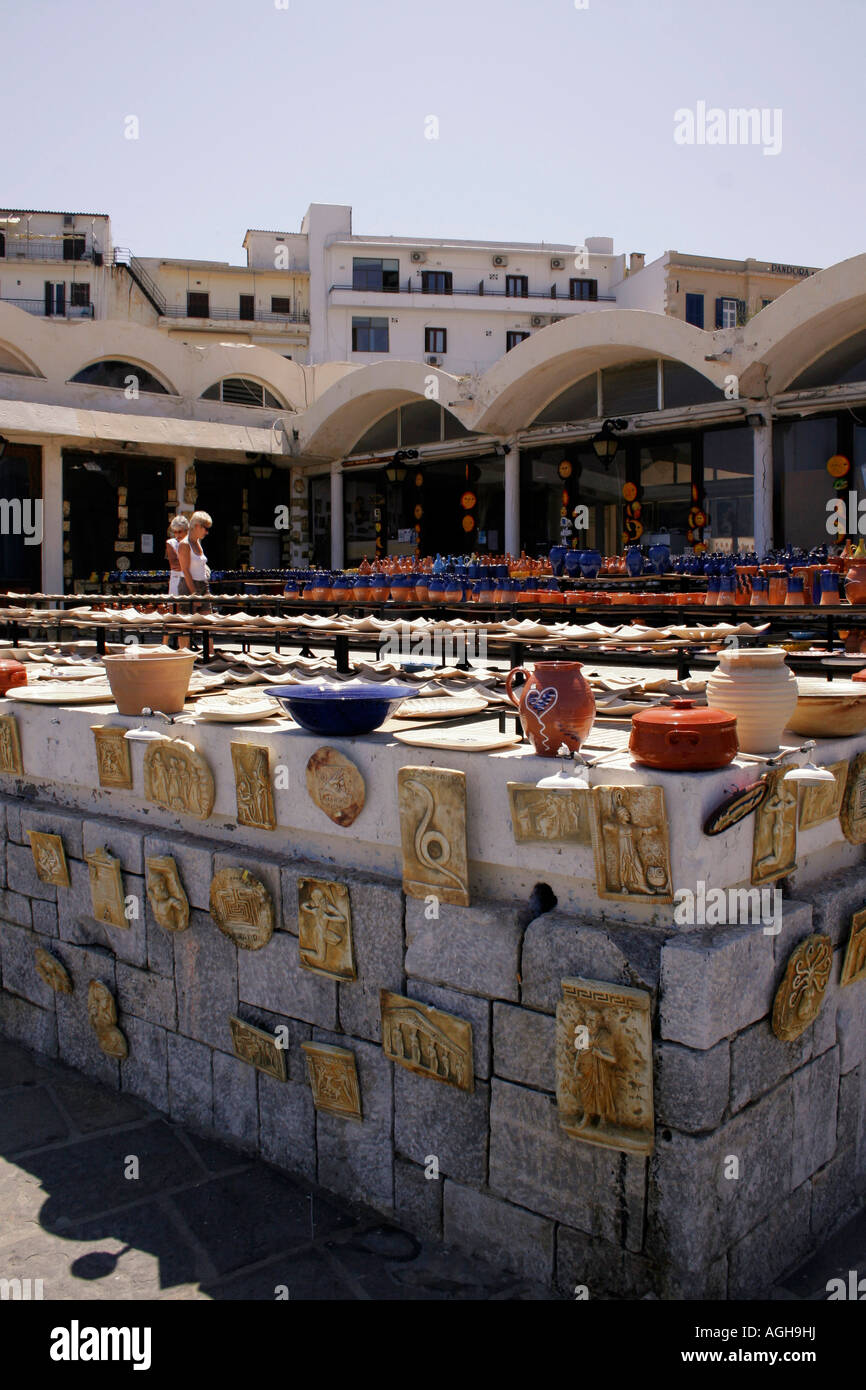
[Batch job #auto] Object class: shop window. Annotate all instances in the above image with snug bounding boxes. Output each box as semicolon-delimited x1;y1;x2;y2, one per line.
187;291;210;318
424;327;447;355
703;426;754;551
71;359;169;393
684;293;704;328
201;378;282;407
352;258;399;292
506;331;530;351
570;278;598;301
602;361;658;415
775;417;838;551
352;316;389;352
421;271;452;294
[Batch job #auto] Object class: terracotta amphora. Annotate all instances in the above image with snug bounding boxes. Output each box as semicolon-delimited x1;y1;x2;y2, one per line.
505;661;596;757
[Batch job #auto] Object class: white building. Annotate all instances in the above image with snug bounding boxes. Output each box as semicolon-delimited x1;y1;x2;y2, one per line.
0;210;112;322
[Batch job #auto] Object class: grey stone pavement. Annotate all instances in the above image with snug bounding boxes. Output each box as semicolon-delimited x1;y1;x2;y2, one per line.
2;1034;864;1303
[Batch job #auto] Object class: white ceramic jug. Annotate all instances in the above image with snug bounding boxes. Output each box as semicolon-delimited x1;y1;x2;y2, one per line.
706;647;798;754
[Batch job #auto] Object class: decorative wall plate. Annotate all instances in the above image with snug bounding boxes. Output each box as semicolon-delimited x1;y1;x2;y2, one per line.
301;1041;362;1119
590;784;673;903
703;779;769;836
29;831;71;887
229;1015;286;1081
841;907;866;987
772;934;833;1040
210;867;275;949
305;746;365;827
397;766;470;906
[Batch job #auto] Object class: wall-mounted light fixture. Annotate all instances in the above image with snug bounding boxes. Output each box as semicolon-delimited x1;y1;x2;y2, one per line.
591;418;628;462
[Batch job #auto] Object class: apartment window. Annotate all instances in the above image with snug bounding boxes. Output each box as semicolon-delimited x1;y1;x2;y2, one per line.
271;296;292;315
570;278;598;301
761;298;774;308
187;291;210;318
506;275;528;298
425;327;447;354
44;281;65;316
0;231;5;257
239;294;255;321
685;293;704;328
506;331;530;351
352;316;389;352
201;377;282;407
62;234;86;261
70;283;90;307
352;257;400;292
421;271;452;294
715;297;745;328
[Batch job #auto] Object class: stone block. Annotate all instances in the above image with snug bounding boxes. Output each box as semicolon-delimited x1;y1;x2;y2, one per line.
19;806;83;859
0;990;57;1057
76;872;149;970
837;1066;861;1151
0;888;31;929
394;1067;489;1184
837;985;866;1074
655;1039;730;1132
116;963;177;1031
335;877;404;1044
143;833;214;913
31;900;58;938
729;1021;810;1114
313;1030;393;1214
520;911;660;1015
53;942;120;1091
174;909;238;1050
792;1047;840;1189
555;1224;656;1300
167;1032;213;1131
83;819;144;874
442;1179;554;1285
0;923;58;1008
727;1182;813;1299
228;1005;311;1083
120;1016;168;1111
258;1072;317;1182
145;901;175;978
489;1078;646;1249
237;929;336;1030
5;800;21;844
213;1047;259;1150
394;1156;443;1240
55;858;92;942
659;918;780;1050
213;852;282;925
810;953;841;1059
811;1149;856;1238
801;865;866;948
404;897;523;1002
492;1003;554;1092
404;981;490;1080
7;842;56;901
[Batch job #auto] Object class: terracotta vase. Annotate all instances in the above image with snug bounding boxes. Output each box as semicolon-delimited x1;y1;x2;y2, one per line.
845;560;866;605
705;647;798;754
102;648;196;716
505;661;596;757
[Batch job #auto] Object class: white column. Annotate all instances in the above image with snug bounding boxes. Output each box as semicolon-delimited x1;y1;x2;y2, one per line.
174;454;191;514
752;417;773;555
330;463;344;569
504;443;520;557
41;439;64;594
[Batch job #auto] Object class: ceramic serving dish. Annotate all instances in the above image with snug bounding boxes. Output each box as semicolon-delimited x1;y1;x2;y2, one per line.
786;678;866;738
0;658;27;695
263;681;421;735
629;698;738;771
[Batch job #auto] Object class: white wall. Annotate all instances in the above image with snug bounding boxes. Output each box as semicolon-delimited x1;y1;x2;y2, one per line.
609;252;669;311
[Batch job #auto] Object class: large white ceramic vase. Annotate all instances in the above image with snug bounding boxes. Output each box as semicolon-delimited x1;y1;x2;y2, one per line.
705;647;798;754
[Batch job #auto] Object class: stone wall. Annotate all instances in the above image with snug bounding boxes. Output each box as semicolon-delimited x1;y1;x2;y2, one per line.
2;790;864;1299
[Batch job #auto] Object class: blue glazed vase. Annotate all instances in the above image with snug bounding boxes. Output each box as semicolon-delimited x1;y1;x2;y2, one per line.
578;549;602;579
563;549;582;578
625;548;643;578
648;543;670;576
549;546;567;577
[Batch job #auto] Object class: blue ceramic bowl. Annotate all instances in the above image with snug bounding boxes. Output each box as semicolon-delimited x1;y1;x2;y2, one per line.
263;682;421;735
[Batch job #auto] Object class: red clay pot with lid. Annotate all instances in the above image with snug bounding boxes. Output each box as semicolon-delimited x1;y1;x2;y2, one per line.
0;658;27;696
629;698;738;771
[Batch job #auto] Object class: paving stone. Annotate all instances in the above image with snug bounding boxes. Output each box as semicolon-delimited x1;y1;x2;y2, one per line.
237;928;336;1030
659;917;780;1050
394;1156;443;1241
554;1224;656;1300
811;1148;856;1239
202;1246;352;1301
116;963;177;1031
31;900;58;939
313;1030;393;1214
258;1073;317;1183
0;1037;57;1088
0;991;57;1057
442;1179;554;1284
83;819;144;874
19;806;83;859
0;1084;69;1153
120;1015;168;1112
792;1047;840;1189
655;1039;730;1132
836;980;866;1074
405;897;523;1002
0;923;58;1008
174;909;238;1050
53;942;120;1092
520;911;660;1015
46;1068;147;1134
213;852;282;925
335;876;404;1044
167;1032;213;1132
0;888;32;928
800;864;866;948
404;982;490;1081
213;1047;259;1151
489;1078;646;1249
729;1020;810;1114
492;1003;554;1091
394;1066;489;1184
727;1182;813;1298
143;833;214;912
27;1200;200;1297
7;842;56;901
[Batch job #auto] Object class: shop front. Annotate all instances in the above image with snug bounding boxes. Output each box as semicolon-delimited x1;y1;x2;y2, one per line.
63;449;173;583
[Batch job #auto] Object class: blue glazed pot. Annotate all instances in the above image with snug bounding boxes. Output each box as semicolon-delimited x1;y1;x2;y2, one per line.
563;549;582;578
625;548;643;578
548;546;567;577
578;549;602;579
648;544;670;576
264;682;422;736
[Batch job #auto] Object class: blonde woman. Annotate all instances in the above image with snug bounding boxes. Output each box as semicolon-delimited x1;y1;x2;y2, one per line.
165;515;189;597
177;511;213;600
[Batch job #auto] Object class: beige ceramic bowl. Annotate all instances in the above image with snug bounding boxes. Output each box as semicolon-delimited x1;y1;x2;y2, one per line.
102;647;196;715
786;678;866;738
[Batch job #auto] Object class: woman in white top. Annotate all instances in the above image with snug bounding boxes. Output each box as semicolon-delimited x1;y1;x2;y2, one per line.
177;511;213;612
165;515;189;596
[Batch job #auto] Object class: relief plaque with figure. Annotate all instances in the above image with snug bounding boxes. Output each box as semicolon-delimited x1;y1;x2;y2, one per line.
231;742;276;831
145;855;190;932
85;847;127;929
840;908;866;988
91;725;133;790
798;760;847;831
841;752;866;844
380;989;473;1092
590;785;672;903
555;976;653;1155
297;878;355;980
397;766;469;906
751;768;798;885
229;1015;287;1081
301;1041;362;1120
87;980;128;1059
28;830;70;887
508;782;591;845
0;714;23;775
143;738;215;820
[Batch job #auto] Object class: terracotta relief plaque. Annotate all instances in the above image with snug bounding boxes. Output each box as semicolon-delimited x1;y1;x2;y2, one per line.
34;948;72;994
555;977;654;1155
91;725;133;790
305;746;366;828
751;769;798;885
772;934;833;1041
301;1041;362;1120
380;989;473;1092
231;742;276;831
508;782;591;845
210;867;274;950
0;714;23;774
85;848;127;929
28;830;70;888
841;752;866;844
841;908;866;988
87;980;128;1059
397;766;469;906
703;778;768;837
798;760;847;831
145;855;190;932
143;738;214;820
590;785;672;903
298;878;355;980
229;1015;287;1081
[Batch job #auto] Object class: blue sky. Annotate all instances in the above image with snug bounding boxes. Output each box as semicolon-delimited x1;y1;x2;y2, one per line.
5;0;865;269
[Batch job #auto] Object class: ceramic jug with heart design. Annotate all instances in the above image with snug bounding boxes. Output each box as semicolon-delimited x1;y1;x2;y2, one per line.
505;661;596;757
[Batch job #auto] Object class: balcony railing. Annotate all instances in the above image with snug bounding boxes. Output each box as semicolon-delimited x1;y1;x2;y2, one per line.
0;239;102;264
329;281;615;302
0;297;94;318
161;305;310;324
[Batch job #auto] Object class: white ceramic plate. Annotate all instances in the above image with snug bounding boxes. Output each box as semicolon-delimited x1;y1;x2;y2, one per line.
8;683;115;704
193;694;282;722
393;725;521;751
390;695;488;720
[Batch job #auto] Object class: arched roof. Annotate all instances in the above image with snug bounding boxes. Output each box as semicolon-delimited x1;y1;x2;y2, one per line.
0;338;44;378
69;356;178;394
743;253;866;393
298;361;464;459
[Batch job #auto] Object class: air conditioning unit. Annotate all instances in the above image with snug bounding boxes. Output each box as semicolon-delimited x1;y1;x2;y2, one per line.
550;256;566;270
531;315;550;328
492;254;509;267
426;355;441;366
410;250;427;264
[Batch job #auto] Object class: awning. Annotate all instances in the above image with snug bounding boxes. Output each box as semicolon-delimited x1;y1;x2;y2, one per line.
0;399;290;455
